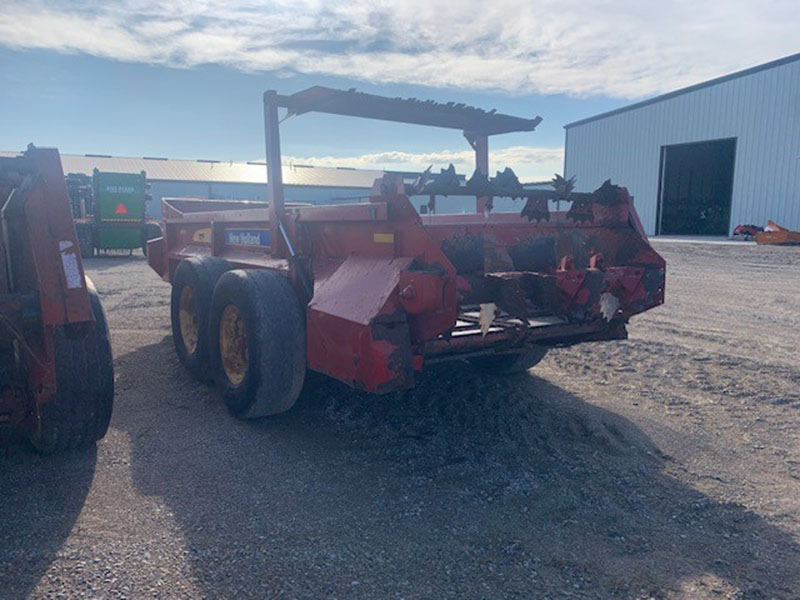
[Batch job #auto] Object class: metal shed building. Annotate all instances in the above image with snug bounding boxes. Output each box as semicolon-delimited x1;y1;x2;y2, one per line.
1;150;547;217
0;152;385;219
69;155;384;219
564;53;800;236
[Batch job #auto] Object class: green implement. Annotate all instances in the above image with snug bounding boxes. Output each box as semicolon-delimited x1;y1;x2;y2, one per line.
93;170;147;251
72;169;162;257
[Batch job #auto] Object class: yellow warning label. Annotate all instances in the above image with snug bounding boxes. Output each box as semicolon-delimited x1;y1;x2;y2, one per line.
192;227;212;243
373;233;394;244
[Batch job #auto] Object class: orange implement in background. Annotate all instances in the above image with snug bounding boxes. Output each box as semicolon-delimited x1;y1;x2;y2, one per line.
755;221;800;246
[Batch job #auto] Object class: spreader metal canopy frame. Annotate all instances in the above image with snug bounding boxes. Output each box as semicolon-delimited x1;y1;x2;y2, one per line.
263;86;544;257
275;86;542;135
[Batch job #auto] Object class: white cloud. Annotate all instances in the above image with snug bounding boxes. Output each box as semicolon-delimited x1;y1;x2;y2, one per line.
283;146;564;181
0;1;797;98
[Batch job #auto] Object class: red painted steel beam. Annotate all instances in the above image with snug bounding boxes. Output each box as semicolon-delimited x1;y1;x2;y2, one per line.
4;148;92;327
263;90;285;258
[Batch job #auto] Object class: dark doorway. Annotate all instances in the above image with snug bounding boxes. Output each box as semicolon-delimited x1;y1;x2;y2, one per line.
657;138;736;235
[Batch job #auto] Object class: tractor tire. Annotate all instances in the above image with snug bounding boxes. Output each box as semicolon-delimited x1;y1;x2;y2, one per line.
469;345;549;374
170;257;232;381
75;222;94;259
209;269;306;419
32;278;114;454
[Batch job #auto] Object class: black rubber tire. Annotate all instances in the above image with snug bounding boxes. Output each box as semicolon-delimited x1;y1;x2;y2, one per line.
75;222;94;259
32;278;114;454
469;345;549;374
170;257;232;381
209;269;306;419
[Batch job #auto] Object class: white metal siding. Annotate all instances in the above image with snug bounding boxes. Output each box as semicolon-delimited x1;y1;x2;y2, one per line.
565;58;800;235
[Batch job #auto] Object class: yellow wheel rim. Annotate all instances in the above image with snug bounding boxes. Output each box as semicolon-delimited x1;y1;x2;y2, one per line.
178;285;199;354
220;304;248;386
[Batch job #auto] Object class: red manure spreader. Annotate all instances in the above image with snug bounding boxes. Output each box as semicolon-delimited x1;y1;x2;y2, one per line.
148;88;665;419
1;146;113;452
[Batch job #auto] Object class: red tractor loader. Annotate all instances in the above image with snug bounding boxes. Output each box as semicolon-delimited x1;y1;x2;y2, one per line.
148;88;665;420
0;146;114;453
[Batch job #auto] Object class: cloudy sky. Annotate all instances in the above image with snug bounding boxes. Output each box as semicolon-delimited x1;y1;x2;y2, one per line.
1;0;797;180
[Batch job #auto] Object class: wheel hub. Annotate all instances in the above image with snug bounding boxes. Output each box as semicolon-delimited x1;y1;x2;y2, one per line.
178;285;199;354
220;303;248;386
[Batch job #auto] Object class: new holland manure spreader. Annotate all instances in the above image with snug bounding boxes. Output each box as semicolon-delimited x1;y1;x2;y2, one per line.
147;87;665;419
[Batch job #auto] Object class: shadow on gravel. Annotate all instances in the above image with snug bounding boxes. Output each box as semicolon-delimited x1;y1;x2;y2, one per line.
117;337;800;598
0;447;97;599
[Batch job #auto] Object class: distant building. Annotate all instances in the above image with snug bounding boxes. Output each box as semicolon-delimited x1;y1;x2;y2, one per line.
1;151;551;218
0;153;384;219
564;53;800;236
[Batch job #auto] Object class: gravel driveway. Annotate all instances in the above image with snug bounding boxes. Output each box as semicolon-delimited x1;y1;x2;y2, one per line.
2;241;799;599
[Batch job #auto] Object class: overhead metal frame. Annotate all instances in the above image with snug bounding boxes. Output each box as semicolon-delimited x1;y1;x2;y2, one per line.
263;86;543;255
275;86;542;135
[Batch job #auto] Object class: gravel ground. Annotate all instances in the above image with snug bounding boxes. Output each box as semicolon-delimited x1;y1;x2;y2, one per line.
2;241;799;599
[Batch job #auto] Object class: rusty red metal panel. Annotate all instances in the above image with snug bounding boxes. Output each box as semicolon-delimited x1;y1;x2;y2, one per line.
309;256;413;325
146;236;167;279
305;179;459;345
307;255;415;392
398;270;446;315
297;202;388;222
7;148;92;327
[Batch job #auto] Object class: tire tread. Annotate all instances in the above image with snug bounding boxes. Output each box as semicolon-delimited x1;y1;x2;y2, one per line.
209;269;306;419
34;285;114;454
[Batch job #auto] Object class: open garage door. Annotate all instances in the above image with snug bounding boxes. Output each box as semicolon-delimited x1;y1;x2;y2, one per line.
658;138;736;235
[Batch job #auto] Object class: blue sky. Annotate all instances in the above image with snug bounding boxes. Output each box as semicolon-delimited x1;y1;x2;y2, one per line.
1;1;797;180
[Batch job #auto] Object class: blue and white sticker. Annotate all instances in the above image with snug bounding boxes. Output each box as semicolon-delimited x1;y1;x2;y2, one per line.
225;229;271;247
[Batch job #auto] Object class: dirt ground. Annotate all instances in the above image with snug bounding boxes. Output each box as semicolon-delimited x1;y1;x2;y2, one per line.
2;241;799;599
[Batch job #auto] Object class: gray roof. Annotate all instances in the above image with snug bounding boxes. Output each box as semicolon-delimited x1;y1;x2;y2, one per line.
0;151;384;188
565;52;800;129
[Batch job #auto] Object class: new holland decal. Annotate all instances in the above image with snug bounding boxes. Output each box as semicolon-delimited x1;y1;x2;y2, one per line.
225;229;271;247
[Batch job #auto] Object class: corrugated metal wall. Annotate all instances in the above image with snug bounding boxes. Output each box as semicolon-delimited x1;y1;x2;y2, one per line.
564;58;800;235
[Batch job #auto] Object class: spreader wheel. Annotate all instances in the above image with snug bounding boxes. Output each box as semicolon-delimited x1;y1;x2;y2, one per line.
469;345;549;374
209;269;306;419
32;278;114;454
170;257;232;380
